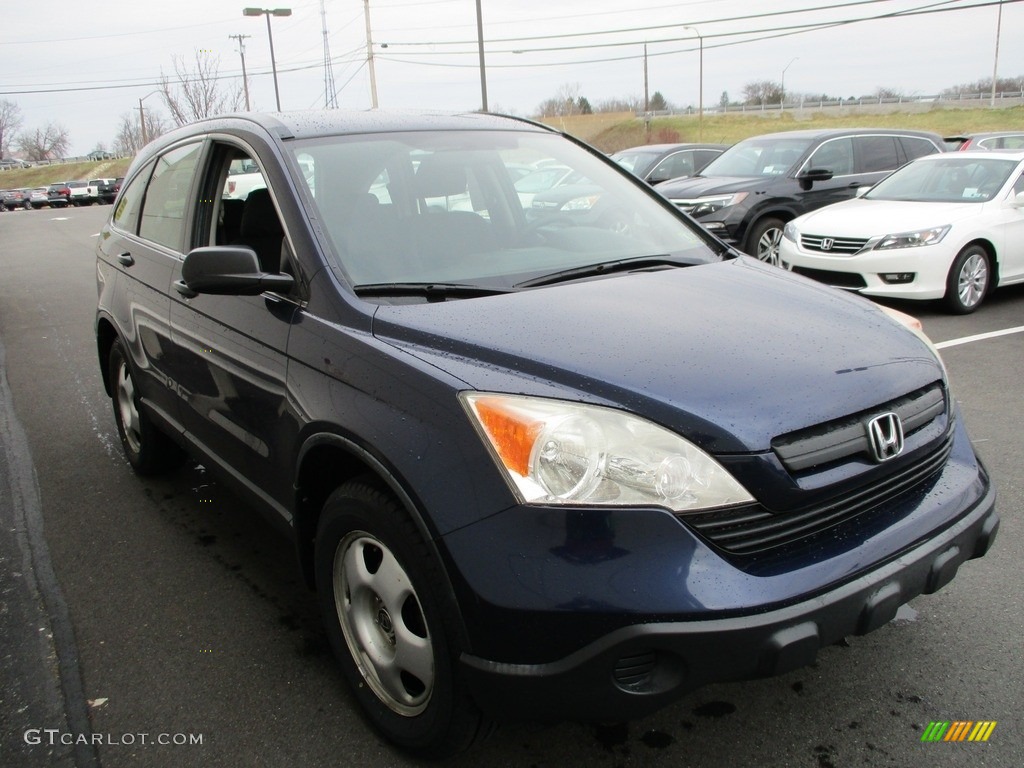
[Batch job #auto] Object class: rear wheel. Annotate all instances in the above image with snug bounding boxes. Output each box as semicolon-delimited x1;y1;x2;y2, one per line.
315;481;492;757
108;339;182;474
945;244;990;314
746;217;786;266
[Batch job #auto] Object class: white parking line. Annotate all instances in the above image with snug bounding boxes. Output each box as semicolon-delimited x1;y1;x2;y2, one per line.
935;325;1024;349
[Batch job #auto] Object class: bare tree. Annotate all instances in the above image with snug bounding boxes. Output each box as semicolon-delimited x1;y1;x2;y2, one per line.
742;80;782;105
941;75;1023;97
16;122;70;162
595;95;643;113
536;83;588;117
161;50;244;127
0;99;23;158
113;109;168;155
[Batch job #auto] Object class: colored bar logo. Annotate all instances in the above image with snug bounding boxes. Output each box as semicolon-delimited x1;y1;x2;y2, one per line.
921;721;997;742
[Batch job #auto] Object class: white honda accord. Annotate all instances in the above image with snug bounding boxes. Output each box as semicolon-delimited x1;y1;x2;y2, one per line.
780;151;1024;313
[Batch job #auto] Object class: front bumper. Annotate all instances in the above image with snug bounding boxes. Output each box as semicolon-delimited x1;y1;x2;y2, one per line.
780;240;953;301
456;475;997;723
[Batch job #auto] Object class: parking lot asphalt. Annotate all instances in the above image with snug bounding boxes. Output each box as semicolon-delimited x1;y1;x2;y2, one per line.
1;205;1022;767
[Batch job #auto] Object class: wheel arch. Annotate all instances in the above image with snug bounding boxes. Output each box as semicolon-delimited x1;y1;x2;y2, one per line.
739;207;798;252
95;316;119;396
966;237;999;285
292;432;445;590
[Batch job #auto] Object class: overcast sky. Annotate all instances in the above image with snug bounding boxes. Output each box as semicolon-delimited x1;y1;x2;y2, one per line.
2;0;1022;156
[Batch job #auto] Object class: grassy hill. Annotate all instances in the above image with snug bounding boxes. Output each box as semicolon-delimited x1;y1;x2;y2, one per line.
542;105;1024;152
0;158;134;190
4;104;1020;189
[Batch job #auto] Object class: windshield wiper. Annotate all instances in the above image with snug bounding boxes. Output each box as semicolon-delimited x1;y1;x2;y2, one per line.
514;256;693;289
354;282;512;300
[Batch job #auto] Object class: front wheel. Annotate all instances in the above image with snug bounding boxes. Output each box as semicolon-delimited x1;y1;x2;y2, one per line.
315;481;492;757
746;217;786;267
945;244;991;314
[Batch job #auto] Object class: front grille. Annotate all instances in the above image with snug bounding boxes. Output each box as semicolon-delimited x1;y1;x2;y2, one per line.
686;434;952;554
773;383;945;472
684;382;950;555
791;266;867;289
800;233;870;254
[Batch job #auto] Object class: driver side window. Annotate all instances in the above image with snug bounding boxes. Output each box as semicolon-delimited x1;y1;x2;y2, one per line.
194;143;296;287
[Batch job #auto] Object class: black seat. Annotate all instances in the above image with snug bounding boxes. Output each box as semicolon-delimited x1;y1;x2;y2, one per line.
234;188;283;272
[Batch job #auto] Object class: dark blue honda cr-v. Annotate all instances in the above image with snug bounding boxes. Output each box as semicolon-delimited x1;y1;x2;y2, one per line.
95;111;997;757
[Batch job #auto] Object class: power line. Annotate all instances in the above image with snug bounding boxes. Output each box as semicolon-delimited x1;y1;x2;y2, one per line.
0;0;1016;95
376;0;1017;62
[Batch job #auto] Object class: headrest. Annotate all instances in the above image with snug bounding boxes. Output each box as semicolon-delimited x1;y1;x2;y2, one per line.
240;188;282;236
414;155;467;198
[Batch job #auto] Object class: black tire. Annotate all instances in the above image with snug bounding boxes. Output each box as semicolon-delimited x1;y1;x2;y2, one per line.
745;217;786;266
315;481;492;758
944;244;991;314
108;339;182;474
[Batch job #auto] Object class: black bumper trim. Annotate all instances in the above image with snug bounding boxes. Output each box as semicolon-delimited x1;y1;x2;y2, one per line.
460;484;998;723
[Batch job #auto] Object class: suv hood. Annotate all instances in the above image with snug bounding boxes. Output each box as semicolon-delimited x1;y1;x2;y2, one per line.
655;175;768;199
372;258;943;454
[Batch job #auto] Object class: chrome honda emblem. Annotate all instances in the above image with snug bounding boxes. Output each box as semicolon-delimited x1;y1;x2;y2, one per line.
866;412;904;462
820;237;835;251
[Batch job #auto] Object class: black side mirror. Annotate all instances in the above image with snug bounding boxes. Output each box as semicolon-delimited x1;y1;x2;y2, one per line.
797;168;834;191
175;246;294;297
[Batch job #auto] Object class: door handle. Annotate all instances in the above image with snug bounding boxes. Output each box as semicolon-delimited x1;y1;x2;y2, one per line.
117;252;134;266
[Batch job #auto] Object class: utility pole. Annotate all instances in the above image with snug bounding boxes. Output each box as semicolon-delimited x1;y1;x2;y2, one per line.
475;0;487;112
229;34;252;111
363;0;378;108
990;0;1004;107
643;43;650;142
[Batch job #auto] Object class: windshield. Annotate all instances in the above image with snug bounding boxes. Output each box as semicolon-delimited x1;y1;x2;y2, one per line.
865;157;1018;203
289;130;718;291
698;136;813;178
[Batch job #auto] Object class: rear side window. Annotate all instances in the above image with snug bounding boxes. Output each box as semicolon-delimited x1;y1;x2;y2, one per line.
854;136;900;173
139;142;202;252
900;136;941;161
112;161;155;235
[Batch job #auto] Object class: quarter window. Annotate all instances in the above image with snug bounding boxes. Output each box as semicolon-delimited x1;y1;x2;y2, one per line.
139;142;202;252
111;161;154;235
900;136;940;161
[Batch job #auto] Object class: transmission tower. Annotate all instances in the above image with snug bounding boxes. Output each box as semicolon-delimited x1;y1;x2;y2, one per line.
321;0;338;108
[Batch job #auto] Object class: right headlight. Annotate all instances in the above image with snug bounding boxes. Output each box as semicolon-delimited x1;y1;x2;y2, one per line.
873;225;950;250
461;393;754;513
683;192;749;217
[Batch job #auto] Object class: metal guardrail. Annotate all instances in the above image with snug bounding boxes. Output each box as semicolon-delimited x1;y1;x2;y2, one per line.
0;153;130;170
637;90;1024;118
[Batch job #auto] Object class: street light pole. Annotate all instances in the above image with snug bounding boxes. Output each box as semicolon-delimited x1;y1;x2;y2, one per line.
683;26;703;141
781;57;799;111
243;7;292;111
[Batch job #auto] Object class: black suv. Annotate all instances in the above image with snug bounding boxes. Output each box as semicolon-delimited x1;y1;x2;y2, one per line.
95;112;996;757
655;128;945;263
